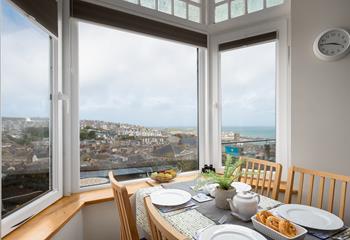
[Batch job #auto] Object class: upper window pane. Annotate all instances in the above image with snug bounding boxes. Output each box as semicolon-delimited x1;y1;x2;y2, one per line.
78;22;199;186
220;41;276;163
125;0;138;4
231;0;245;18
247;0;263;13
140;0;156;9
122;0;202;23
158;0;172;14
266;0;284;8
189;4;200;23
174;0;187;19
1;0;52;217
214;0;284;23
215;3;228;23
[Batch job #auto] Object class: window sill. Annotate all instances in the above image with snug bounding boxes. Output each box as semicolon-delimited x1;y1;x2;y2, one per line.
3;174;198;240
3;173;292;240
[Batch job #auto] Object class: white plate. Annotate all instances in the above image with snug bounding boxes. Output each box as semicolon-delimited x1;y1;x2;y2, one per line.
276;204;344;230
199;224;267;240
231;182;252;192
150;189;192;206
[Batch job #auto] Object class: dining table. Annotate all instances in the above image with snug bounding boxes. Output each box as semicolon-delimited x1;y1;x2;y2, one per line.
134;180;346;240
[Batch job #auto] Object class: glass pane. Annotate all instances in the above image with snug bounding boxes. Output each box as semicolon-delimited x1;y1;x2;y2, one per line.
124;0;138;4
247;0;263;13
188;4;200;23
215;3;228;23
158;0;172;14
231;0;245;18
140;0;156;9
266;0;284;7
1;0;52;217
78;22;199;186
220;42;276;164
174;0;187;19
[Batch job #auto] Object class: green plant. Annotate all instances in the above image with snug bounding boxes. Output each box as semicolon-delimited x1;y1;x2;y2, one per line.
202;155;244;190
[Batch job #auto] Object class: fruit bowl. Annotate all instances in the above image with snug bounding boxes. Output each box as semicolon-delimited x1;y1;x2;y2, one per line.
150;169;178;183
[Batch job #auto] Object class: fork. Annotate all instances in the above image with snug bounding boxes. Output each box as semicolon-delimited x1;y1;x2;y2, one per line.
193;215;227;239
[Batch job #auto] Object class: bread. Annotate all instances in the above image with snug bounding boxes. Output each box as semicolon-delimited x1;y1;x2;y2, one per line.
255;211;297;238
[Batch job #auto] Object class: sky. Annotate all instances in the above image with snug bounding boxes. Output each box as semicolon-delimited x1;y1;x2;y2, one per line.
1;0;276;128
221;42;276;127
1;0;51;119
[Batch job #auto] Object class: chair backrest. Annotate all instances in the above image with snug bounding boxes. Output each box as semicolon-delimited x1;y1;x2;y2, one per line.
239;157;282;200
108;171;139;240
284;166;350;220
144;196;189;240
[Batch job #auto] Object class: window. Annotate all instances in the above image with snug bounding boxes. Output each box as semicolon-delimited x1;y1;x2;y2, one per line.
214;0;284;23
123;0;201;23
1;0;61;236
220;40;277;164
78;22;199;187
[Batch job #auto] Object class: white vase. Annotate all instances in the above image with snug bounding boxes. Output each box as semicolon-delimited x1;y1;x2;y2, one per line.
215;187;236;210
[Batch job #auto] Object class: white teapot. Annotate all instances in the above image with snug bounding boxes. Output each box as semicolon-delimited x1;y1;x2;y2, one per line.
227;191;260;221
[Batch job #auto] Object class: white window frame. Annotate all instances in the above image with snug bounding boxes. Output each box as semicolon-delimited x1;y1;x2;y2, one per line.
67;19;207;193
211;0;287;24
83;0;206;30
208;18;290;179
1;1;63;236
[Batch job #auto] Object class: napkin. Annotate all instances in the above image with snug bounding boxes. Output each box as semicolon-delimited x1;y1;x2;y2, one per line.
192;193;213;203
331;228;350;240
308;226;349;240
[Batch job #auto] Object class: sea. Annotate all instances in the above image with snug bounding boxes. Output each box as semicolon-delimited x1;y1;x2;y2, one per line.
221;126;275;139
160;126;276;139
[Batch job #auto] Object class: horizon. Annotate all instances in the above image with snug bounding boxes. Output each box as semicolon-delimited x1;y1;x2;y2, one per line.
2;116;275;128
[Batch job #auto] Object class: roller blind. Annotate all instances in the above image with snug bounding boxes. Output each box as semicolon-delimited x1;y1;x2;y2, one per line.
10;0;58;37
219;31;277;51
71;0;207;48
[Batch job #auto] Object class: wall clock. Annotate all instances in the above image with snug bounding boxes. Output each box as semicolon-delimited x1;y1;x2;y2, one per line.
313;28;350;61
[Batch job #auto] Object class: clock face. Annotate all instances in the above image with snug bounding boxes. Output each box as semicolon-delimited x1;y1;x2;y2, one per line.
318;29;349;56
314;28;350;60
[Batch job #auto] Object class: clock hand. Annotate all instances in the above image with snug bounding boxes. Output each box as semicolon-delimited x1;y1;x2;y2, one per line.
320;42;344;47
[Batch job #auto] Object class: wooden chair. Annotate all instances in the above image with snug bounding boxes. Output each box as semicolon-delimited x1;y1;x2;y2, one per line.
108;171;139;240
284;166;350;220
144;196;189;240
239;157;282;200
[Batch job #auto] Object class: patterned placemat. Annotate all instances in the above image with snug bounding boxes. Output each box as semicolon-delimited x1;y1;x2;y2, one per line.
258;195;283;210
164;209;215;238
135;186;163;235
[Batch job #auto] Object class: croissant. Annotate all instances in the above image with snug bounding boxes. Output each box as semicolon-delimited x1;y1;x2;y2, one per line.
279;219;297;237
265;216;281;232
256;210;273;224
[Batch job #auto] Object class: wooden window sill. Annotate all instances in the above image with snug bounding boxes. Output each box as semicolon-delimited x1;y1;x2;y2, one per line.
3;174;197;240
3;173;292;240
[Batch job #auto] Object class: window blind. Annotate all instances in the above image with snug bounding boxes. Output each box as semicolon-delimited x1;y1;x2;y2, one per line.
10;0;58;37
219;31;277;51
71;0;207;48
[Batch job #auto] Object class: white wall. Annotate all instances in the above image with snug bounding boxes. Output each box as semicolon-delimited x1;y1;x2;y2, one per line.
82;201;120;240
290;0;350;224
52;202;120;240
52;211;84;240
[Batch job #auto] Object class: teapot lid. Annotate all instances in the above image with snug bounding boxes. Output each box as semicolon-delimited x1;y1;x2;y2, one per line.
236;191;256;199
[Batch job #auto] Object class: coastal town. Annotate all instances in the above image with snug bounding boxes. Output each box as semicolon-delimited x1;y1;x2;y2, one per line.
2;118;276;180
2;117;275;215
